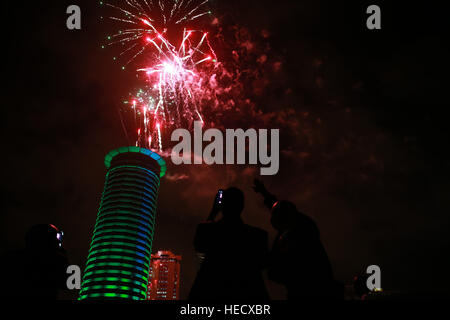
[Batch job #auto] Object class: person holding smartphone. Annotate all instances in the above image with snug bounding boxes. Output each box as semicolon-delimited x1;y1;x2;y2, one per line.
189;187;269;301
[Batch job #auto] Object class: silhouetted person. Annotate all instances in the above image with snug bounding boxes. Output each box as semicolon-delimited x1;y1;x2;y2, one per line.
1;224;69;299
353;274;370;300
253;179;342;299
189;187;269;300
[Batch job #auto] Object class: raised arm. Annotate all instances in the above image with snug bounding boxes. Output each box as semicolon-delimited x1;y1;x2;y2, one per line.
252;179;278;210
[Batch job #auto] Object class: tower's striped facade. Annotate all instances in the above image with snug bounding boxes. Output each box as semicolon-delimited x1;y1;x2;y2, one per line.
79;147;166;300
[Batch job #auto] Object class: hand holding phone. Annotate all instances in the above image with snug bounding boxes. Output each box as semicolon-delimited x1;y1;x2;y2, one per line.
215;189;224;206
207;189;223;222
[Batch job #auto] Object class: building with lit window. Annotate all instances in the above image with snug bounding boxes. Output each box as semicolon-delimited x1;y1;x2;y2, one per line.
79;147;166;300
146;251;182;300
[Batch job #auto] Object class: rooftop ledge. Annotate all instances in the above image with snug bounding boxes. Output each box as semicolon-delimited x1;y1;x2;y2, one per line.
104;146;167;178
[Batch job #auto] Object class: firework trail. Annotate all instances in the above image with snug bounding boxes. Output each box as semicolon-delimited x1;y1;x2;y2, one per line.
101;0;218;151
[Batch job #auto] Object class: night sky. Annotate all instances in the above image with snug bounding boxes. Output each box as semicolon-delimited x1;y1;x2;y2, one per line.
2;0;449;299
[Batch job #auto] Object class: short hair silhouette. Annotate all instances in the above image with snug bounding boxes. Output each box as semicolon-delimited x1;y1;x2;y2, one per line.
25;224;62;251
271;200;299;231
222;187;245;219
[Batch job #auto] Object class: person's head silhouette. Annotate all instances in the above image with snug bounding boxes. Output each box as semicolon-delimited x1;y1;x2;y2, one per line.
271;200;299;231
222;187;245;221
25;224;64;252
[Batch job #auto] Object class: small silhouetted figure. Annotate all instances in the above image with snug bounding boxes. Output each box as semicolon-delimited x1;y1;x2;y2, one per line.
253;179;342;299
1;224;69;299
189;187;269;301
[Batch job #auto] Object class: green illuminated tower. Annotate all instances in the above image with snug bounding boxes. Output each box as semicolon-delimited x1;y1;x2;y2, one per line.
79;147;166;300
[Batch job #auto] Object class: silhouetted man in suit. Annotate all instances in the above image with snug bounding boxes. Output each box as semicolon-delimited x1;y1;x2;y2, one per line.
253;179;342;299
189;187;269;300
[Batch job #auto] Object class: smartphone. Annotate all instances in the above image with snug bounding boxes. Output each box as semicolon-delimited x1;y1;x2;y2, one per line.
56;230;64;248
215;189;224;206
